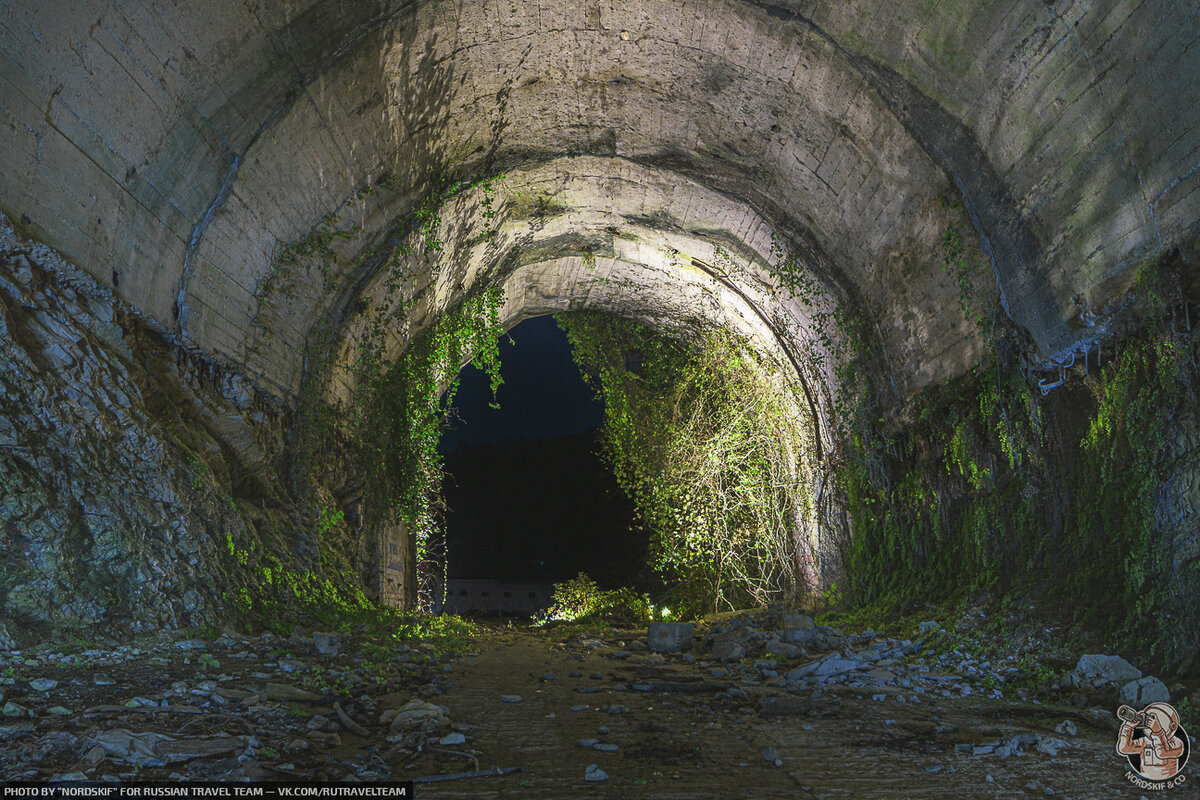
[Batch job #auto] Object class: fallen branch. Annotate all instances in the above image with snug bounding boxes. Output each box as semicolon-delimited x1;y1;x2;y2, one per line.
331;701;369;737
413;766;524;784
426;746;480;772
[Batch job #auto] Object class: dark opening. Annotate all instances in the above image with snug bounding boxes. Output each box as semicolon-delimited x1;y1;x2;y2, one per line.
439;315;648;614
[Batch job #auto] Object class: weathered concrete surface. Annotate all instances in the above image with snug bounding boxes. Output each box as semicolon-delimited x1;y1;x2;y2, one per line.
3;0;1196;402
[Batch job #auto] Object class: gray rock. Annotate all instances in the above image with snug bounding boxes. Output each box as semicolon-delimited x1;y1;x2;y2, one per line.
50;773;89;782
1119;676;1169;706
578;738;599;747
28;678;57;691
782;615;815;645
265;683;322;702
1073;654;1141;687
763;638;800;659
388;699;449;730
500;695;522;703
584;764;608;782
918;621;940;635
648;622;694;653
1054;720;1077;737
762;746;783;767
88;729;172;766
712;639;745;663
593;742;619;752
313;632;341;656
541;672;555;681
1036;737;1067;757
865;667;897;685
154;737;243;764
438;732;466;745
2;701;28;718
813;656;860;678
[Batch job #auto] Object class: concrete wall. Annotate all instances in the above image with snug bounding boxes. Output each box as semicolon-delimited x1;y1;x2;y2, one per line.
4;0;1195;403
436;579;554;617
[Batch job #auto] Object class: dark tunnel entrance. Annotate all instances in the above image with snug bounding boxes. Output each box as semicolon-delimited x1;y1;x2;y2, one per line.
436;315;653;617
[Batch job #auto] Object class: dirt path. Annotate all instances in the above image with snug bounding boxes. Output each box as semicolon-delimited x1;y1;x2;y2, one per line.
416;625;1159;799
0;621;1191;798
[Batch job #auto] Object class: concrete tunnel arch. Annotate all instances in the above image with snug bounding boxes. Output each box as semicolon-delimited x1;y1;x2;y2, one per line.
3;0;1199;615
327;155;844;606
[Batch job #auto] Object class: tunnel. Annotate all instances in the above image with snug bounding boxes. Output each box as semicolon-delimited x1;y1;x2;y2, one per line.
3;0;1200;751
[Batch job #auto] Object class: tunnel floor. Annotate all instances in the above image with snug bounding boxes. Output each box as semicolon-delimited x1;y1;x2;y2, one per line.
0;615;1181;796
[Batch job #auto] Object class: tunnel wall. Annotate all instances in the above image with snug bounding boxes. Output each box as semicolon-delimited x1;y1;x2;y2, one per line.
1;0;1199;659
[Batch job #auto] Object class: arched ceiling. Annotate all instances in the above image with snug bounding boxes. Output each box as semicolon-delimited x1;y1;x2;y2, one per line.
2;0;1198;404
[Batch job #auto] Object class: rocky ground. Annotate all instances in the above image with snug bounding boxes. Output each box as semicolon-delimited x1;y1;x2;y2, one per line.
0;611;1196;798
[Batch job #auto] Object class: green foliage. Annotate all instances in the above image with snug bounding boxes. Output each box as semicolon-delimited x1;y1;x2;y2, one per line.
834;254;1193;668
302;665;356;698
285;170;513;612
1068;330;1187;658
842;354;1045;609
317;506;345;536
259;212;361;312
558;313;816;617
939;219;988;330
1174;693;1200;728
357;285;507;604
387;610;476;651
537;572;651;625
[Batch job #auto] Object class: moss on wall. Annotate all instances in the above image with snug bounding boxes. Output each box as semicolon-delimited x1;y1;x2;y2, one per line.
836;254;1200;670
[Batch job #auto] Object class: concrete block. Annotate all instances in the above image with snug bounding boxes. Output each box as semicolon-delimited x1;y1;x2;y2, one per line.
648;622;694;653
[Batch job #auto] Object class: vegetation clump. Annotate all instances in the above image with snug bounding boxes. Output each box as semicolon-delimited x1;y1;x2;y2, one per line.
536;572;651;625
828;248;1197;669
558;313;818;619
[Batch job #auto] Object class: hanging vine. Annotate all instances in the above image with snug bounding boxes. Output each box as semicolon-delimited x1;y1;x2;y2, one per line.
558;312;817;618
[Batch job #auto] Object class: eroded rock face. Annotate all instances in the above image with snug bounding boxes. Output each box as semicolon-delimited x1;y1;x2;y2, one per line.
0;221;334;646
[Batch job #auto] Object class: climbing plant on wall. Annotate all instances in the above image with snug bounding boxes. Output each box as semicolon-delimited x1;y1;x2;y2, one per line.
356;286;507;607
279;169;512;611
558;312;816;618
820;242;1198;668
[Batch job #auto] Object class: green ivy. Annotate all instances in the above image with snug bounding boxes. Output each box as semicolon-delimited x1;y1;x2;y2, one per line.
558;312;815;618
352;286;506;605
